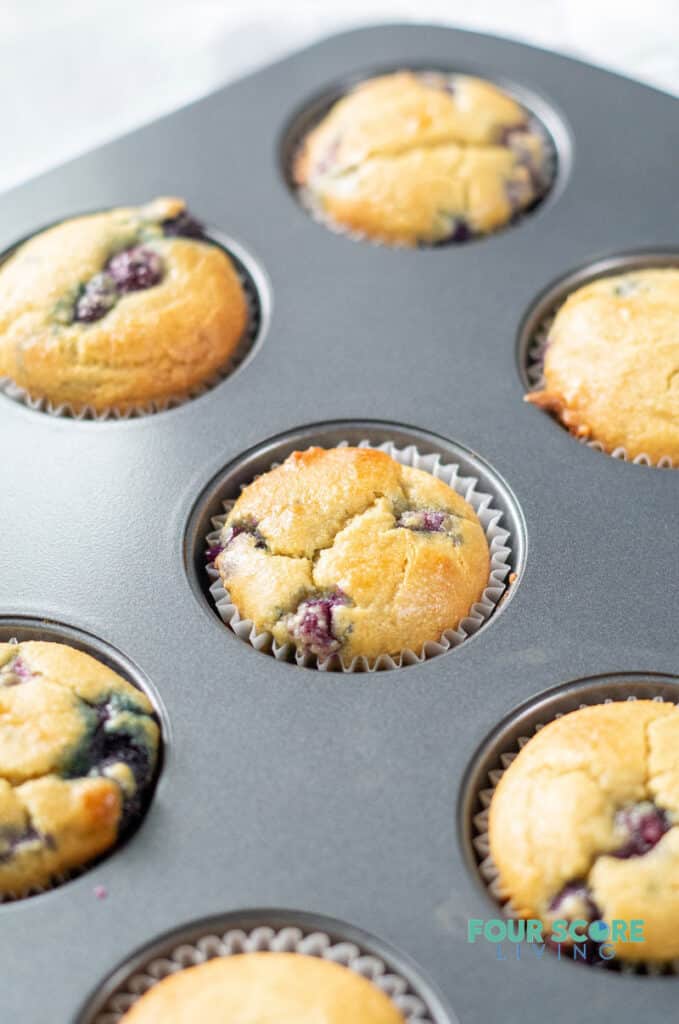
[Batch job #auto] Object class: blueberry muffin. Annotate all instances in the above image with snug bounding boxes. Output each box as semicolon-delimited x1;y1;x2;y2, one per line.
526;268;679;464
0;197;248;413
0;641;159;897
119;952;405;1023
293;71;550;246
489;700;679;962
212;446;490;664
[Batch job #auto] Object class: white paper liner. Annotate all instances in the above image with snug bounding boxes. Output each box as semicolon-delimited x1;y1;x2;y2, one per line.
205;438;512;672
291;71;556;250
471;692;679;975
526;311;676;469
0;252;260;421
91;923;436;1023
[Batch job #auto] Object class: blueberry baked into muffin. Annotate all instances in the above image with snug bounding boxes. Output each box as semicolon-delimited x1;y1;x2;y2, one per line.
489;700;679;962
293;71;551;246
0;641;159;897
526;268;679;464
0;197;248;413
119;952;405;1023
211;446;490;664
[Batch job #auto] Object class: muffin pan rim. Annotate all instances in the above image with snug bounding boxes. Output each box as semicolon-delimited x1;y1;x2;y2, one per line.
280;62;572;248
182;418;528;669
75;906;457;1024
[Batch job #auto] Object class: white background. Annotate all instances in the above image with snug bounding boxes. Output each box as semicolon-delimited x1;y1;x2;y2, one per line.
2;0;677;194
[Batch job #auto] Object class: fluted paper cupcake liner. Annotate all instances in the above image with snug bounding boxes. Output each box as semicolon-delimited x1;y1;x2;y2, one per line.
471;691;679;976
290;71;556;250
0;246;261;421
526;313;675;469
205;438;512;672
90;923;436;1023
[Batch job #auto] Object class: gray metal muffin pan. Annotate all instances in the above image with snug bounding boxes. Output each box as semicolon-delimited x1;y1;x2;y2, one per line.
0;22;677;1024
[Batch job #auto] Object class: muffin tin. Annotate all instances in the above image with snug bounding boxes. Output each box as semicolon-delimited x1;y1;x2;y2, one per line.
1;22;677;1024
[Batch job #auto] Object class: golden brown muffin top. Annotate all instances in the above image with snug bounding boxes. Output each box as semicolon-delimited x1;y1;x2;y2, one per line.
215;446;490;663
0;198;248;413
294;71;550;246
489;700;679;961
526;268;679;464
119;952;405;1024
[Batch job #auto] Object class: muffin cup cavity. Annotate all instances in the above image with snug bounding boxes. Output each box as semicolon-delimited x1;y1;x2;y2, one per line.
0;618;164;902
282;69;561;249
200;432;516;672
520;253;679;469
461;673;679;975
78;910;452;1024
0;230;267;421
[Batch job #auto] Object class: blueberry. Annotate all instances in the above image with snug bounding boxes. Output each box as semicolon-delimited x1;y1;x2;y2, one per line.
74;272;118;323
421;511;446;531
222;519;267;550
64;695;157;831
288;591;348;658
432;217;470;245
396;509;462;542
546;882;610;965
1;655;33;686
612;802;669;858
0;825;53;864
107;246;163;293
161;211;205;239
205;543;224;563
448;218;471;243
548;881;601;923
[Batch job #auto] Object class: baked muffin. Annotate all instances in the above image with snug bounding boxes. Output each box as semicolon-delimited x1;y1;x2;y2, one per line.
489;700;679;962
212;446;490;664
0;641;159;897
0;197;248;413
293;71;551;246
119;952;405;1023
526;268;679;464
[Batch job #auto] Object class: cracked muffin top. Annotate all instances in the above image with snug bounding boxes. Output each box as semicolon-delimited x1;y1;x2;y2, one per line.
489;700;679;961
119;951;405;1024
526;268;679;464
212;446;490;664
293;71;551;246
0;197;248;413
0;641;159;898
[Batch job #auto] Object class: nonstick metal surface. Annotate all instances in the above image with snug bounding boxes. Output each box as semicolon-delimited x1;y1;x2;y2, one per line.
1;23;678;1024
